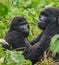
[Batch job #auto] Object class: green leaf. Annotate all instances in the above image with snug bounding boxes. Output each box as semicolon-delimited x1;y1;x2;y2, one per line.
0;39;8;45
5;50;25;65
0;3;8;17
50;35;59;53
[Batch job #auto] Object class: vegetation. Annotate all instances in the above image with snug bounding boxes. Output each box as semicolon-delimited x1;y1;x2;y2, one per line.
0;0;59;65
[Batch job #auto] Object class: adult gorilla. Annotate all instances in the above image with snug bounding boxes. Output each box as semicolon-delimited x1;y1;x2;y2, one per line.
23;7;59;64
31;6;59;45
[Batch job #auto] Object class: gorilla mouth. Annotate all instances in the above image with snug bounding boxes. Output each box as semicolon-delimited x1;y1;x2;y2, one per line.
38;22;46;30
23;32;29;37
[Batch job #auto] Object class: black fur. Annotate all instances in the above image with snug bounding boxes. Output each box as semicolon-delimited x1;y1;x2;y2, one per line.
23;7;59;64
2;16;31;50
2;7;59;64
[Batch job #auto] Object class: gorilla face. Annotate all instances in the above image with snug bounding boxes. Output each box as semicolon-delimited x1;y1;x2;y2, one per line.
9;16;29;37
38;7;57;30
19;22;29;37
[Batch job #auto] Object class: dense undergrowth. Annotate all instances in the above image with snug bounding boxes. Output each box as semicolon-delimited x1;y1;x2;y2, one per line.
0;0;59;65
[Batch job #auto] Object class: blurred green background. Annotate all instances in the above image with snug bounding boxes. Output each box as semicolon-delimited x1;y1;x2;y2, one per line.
0;0;59;65
0;0;59;41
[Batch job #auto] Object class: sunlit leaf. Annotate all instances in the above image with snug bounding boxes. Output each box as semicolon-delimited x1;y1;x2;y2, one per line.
0;39;8;45
50;35;59;53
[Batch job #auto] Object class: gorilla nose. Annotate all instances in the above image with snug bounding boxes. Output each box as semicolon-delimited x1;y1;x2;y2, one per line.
38;20;45;26
38;21;46;30
25;29;28;31
24;28;29;32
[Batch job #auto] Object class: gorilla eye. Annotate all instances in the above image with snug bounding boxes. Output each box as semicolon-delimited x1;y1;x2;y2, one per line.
43;13;48;17
41;12;48;17
21;21;27;24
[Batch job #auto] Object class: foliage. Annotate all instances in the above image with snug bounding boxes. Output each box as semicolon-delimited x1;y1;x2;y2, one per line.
35;57;57;65
0;39;32;65
0;0;59;65
0;50;32;65
0;0;59;40
50;35;59;53
0;3;8;17
35;51;57;65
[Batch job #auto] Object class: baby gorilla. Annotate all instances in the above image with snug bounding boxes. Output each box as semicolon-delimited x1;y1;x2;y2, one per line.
2;16;31;50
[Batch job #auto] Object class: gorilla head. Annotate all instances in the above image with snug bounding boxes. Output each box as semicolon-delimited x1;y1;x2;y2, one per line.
38;7;59;30
9;16;29;37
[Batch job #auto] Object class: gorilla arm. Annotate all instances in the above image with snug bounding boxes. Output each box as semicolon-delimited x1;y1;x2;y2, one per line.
30;31;44;45
23;26;51;64
23;22;59;64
